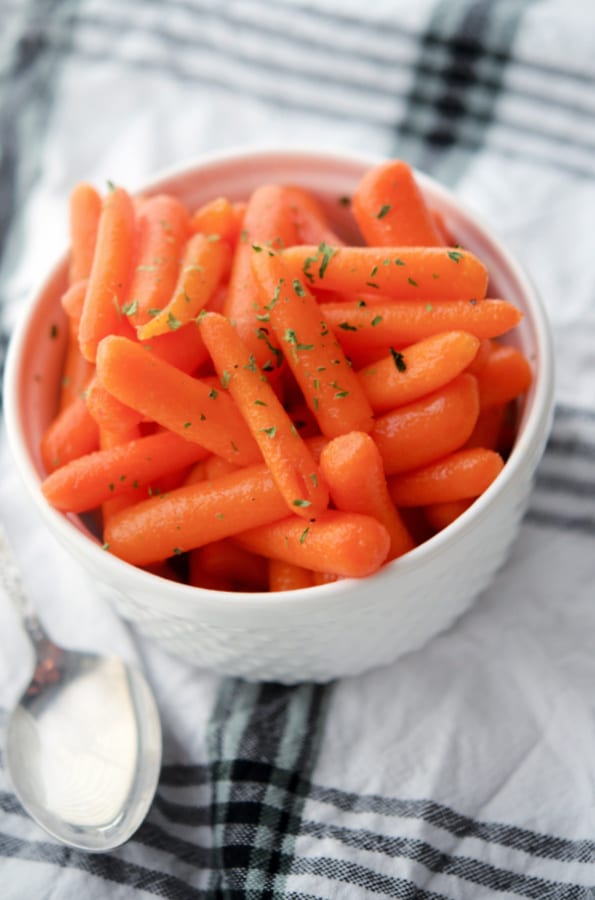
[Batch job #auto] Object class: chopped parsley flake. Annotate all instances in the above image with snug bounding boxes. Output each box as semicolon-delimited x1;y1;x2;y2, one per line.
167;312;182;330
121;300;138;316
376;204;392;219
407;277;418;287
261;426;277;438
448;250;464;263
338;321;357;331
293;279;306;297
390;347;407;372
293;498;312;508
371;315;383;327
299;526;310;544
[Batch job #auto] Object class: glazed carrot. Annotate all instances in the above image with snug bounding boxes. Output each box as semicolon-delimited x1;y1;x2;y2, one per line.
199;311;329;517
68;182;102;285
124;193;191;330
352;159;443;247
193;540;269;591
388;447;504;507
268;559;315;591
203;454;241;481
235;510;391;578
85;376;144;434
465;338;493;374
424;499;474;532
40;389;100;472
283;185;343;246
99;424;143;522
183;459;208;485
78;185;136;362
282;245;488;300
142;320;210;373
320;299;523;365
190;196;243;244
61;279;88;324
223;184;300;368
104;464;290;566
96;335;262;465
188;554;235;592
59;285;94;411
136;232;231;340
357;331;480;413
319;432;414;561
371;373;480;475
41;429;210;513
251;252;375;438
465;404;507;450
474;343;532;408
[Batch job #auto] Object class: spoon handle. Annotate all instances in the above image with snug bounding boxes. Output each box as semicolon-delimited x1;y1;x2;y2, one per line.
0;525;50;647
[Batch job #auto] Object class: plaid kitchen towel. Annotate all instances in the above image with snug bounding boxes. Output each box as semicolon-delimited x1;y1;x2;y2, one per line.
2;1;595;897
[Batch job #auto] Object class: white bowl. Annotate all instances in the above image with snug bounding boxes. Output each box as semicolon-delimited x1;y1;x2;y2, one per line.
3;149;555;683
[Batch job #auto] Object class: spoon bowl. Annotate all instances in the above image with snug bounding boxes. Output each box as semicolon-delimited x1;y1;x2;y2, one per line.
1;528;162;851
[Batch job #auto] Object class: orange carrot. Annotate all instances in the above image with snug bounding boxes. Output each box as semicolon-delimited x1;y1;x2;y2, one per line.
424;499;474;532
41;429;210;513
96;335;262;466
465;337;493;374
283;185;343;246
235;510;391;578
357;331;480;413
78;185;136;362
40;389;100;472
352;159;443;246
372;373;480;475
251;251;375;438
268;559;315;591
203;454;241;481
85;375;144;434
98;424;144;522
61;278;89;325
199;311;329;517
59;283;95;411
223;184;300;368
190;196;244;244
142;320;210;373
319;299;523;365
465;404;507;450
474;343;532;408
388;447;504;507
192;540;269;591
124;193;191;329
104;463;290;566
68;182;102;285
319;432;414;560
136;232;230;340
282;244;488;301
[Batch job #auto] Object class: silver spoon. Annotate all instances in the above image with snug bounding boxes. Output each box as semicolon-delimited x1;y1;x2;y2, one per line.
0;526;162;851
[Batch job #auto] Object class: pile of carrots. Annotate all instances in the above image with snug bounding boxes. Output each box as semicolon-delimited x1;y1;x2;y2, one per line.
40;159;532;591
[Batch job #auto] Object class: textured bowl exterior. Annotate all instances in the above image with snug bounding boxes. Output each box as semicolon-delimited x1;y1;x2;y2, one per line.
4;149;555;683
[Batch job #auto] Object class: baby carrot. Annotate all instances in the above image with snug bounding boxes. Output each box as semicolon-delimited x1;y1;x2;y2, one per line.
424;499;474;532
251;251;375;438
98;424;144;522
223;184;300;368
235;510;391;579
85;376;144;434
465;404;507;450
59;282;95;410
78;185;136;362
96;335;262;466
268;559;316;591
124;193;191;330
136;232;231;341
319;299;523;365
104;463;290;566
142;321;210;373
40;389;100;472
352;159;443;247
41;429;210;513
68;182;102;285
357;331;480;413
283;185;344;246
190;196;243;244
319;432;414;560
192;540;269;591
474;343;533;408
388;447;504;507
199;311;329;517
282;245;488;301
371;373;480;475
61;278;88;325
465;338;493;374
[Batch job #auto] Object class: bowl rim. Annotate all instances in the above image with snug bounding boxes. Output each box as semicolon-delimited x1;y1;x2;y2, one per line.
3;145;556;616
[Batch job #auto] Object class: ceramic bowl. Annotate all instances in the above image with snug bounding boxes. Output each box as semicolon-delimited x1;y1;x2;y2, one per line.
3;149;555;683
